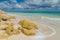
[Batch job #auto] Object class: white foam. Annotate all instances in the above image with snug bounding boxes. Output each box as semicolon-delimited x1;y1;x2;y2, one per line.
41;16;60;21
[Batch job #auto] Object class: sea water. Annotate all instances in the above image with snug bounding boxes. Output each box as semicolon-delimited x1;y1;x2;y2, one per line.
6;12;60;18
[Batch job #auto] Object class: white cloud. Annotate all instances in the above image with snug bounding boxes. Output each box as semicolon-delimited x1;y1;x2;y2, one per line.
48;0;59;4
10;0;17;2
25;0;59;5
53;0;59;4
0;0;24;9
0;1;12;9
14;4;23;8
0;0;60;9
25;0;42;5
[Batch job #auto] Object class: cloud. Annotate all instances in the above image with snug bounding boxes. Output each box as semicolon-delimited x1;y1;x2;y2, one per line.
52;0;59;4
0;0;24;9
24;0;60;8
25;0;59;5
25;0;42;5
10;0;17;2
0;0;60;10
0;1;12;9
13;4;23;8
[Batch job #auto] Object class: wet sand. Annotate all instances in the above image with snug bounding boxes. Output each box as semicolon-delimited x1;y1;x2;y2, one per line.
0;13;60;40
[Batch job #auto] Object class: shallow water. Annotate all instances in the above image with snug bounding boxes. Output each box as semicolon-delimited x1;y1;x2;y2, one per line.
6;12;60;18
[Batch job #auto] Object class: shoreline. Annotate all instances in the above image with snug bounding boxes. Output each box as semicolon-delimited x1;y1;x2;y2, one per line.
3;12;60;40
6;12;60;21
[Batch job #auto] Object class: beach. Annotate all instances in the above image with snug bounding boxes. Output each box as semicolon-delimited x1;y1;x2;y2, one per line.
5;12;60;40
1;13;60;40
0;0;60;40
45;20;60;40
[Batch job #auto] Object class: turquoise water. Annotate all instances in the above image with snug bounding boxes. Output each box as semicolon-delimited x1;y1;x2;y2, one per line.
6;12;60;18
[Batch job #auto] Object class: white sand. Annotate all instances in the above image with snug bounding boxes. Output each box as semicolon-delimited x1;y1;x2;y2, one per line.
0;13;60;40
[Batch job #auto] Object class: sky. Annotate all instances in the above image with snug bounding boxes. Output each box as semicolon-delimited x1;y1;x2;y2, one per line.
0;0;25;3
0;0;60;11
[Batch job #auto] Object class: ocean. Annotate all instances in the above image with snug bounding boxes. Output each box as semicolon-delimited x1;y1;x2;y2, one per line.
6;12;60;18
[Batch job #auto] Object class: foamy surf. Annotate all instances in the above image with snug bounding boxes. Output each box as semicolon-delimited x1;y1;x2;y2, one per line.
41;16;60;21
